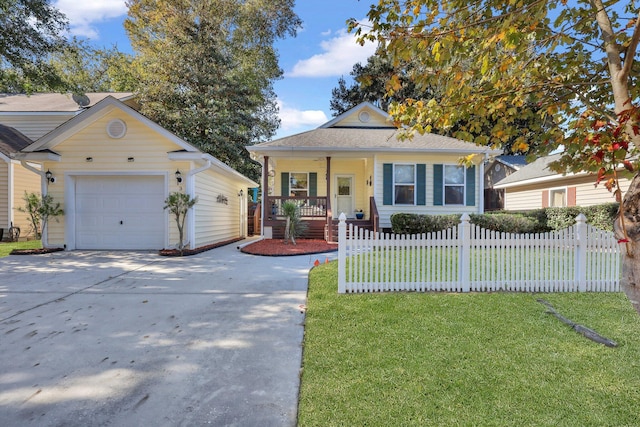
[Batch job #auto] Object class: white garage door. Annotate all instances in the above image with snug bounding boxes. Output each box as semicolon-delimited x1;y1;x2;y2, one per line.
75;176;165;250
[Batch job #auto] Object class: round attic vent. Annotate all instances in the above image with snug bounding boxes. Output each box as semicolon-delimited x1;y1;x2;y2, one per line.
358;111;371;123
106;119;127;139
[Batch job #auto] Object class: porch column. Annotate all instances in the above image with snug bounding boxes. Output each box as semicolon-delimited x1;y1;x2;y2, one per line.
326;156;332;238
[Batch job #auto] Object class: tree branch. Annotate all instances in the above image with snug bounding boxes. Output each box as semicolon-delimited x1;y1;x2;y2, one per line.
621;11;640;81
537;299;618;347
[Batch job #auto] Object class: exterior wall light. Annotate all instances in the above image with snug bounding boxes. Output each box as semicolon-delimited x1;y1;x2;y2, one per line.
45;170;55;184
175;170;182;184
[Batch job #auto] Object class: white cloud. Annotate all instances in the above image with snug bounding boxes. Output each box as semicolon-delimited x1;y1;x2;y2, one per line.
277;100;328;134
54;0;128;39
288;20;377;78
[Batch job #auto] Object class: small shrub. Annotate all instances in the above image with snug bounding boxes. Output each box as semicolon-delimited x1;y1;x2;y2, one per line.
391;213;460;234
487;209;549;233
546;206;582;231
164;192;198;256
583;203;618;231
18;192;64;240
469;213;541;234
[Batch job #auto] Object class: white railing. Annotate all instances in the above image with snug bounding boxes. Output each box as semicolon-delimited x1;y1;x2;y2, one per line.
337;213;621;293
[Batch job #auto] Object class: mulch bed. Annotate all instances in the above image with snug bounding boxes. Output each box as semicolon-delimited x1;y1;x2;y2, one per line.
240;239;337;256
10;247;65;255
7;238;336;257
159;237;244;256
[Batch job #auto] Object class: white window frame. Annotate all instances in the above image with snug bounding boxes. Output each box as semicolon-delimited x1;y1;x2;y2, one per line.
393;163;416;205
288;172;309;197
443;164;466;206
549;186;567;207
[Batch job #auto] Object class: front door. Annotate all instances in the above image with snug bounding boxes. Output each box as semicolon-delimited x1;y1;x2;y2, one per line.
335;175;354;218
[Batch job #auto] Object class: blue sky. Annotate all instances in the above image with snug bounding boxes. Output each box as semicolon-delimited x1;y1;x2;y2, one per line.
53;0;378;139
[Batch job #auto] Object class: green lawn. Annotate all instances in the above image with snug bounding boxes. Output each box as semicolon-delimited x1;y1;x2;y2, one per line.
299;262;640;426
0;240;42;258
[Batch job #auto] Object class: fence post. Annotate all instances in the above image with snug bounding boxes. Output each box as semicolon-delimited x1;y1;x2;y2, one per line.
575;213;587;292
459;213;471;292
338;212;347;293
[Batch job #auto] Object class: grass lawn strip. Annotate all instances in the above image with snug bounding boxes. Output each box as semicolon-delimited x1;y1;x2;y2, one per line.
299;262;640;427
0;240;42;258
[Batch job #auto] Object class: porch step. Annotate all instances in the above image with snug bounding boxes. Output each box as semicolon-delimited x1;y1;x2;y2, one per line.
328;219;373;242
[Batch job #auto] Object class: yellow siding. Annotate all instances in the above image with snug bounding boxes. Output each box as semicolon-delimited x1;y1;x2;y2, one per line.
41;109;188;247
331;105;391;128
11;162;42;237
272;158;373;217
273;159;328;197
193;170;243;247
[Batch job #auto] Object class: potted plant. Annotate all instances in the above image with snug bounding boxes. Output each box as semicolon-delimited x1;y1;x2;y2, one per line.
355;209;364;220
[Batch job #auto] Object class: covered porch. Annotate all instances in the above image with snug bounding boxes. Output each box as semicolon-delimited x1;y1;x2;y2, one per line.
259;155;379;242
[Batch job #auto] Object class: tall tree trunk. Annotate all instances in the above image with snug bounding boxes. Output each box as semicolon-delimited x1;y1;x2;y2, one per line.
615;172;640;287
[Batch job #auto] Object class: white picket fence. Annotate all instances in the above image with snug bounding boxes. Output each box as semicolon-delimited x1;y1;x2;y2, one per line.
337;213;621;293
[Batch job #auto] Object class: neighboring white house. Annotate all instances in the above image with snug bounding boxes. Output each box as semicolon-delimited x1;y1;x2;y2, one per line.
14;96;257;250
494;154;632;210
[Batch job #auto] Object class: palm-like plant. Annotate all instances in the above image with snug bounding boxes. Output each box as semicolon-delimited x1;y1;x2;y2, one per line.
282;200;307;245
164;192;198;255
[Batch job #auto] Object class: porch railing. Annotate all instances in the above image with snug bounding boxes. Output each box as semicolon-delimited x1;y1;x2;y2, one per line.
266;196;328;219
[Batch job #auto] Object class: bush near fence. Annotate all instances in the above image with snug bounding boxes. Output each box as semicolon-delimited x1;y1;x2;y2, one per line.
390;202;619;235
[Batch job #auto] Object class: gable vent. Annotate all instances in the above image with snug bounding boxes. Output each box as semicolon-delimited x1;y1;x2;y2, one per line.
106;119;127;139
358;111;371;123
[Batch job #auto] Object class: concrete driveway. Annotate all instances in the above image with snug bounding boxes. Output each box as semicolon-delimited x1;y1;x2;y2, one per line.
0;241;327;426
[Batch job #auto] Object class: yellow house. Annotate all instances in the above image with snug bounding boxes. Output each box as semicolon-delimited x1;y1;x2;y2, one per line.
15;96;257;251
247;102;500;241
0;125;42;240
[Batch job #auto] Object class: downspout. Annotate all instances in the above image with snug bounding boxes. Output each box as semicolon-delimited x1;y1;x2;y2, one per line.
184;159;211;249
479;153;487;214
20;160;49;246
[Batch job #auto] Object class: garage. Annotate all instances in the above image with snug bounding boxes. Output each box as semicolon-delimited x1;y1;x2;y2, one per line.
75;175;166;250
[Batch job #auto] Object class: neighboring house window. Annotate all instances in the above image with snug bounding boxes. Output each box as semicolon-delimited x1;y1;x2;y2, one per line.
444;165;465;205
289;172;308;197
433;164;476;207
549;188;566;207
394;164;415;204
